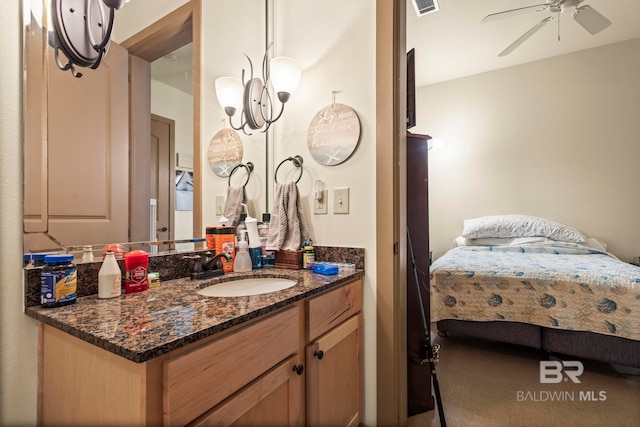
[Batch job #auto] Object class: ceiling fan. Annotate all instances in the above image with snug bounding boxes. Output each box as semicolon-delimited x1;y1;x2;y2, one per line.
482;0;612;57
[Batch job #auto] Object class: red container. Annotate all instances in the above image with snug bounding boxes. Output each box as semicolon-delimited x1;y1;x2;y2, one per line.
124;250;149;294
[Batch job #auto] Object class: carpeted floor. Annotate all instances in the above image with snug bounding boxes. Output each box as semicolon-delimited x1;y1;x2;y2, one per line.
408;332;640;427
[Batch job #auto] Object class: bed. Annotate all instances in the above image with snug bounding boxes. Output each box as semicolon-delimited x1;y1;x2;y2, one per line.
430;215;640;368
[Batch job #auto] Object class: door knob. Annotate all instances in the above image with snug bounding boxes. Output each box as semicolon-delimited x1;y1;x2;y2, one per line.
157;227;168;232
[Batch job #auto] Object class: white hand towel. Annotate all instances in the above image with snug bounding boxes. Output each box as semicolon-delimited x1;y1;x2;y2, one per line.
266;182;310;251
222;186;247;227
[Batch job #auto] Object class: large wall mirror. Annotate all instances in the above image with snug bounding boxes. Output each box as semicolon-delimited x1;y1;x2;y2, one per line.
23;0;270;256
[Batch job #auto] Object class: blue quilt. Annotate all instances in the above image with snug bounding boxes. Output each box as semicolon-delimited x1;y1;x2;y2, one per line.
430;243;640;341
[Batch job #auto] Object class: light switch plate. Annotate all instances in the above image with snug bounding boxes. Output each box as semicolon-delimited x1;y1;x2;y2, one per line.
333;187;349;214
313;190;328;214
215;195;225;216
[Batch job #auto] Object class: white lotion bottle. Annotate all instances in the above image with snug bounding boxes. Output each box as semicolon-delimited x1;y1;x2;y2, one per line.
98;251;122;298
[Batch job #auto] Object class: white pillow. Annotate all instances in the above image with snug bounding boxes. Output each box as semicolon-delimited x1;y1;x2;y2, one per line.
454;236;556;247
461;215;586;243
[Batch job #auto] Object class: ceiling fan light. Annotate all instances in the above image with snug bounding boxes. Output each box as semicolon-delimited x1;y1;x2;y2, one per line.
573;5;611;35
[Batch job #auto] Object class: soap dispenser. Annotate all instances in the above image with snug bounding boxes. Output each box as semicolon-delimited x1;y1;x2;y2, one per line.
233;231;252;273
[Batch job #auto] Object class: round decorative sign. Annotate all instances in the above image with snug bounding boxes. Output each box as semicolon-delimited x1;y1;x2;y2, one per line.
307;103;361;166
207;128;243;177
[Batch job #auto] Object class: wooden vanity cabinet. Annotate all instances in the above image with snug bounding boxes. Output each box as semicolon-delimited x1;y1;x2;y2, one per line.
163;305;302;426
305;279;363;426
37;278;363;427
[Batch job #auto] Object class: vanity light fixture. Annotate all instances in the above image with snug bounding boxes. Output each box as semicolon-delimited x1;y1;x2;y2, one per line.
215;45;302;135
50;0;130;78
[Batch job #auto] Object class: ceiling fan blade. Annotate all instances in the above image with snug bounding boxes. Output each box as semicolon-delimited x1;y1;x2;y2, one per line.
482;3;552;23
498;16;553;57
573;5;611;35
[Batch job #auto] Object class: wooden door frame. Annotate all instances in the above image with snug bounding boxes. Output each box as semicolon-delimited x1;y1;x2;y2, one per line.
151;113;176;242
376;0;407;425
123;0;202;242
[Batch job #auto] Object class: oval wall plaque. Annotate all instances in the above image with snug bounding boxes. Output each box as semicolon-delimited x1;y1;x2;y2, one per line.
207;128;243;177
307;103;361;166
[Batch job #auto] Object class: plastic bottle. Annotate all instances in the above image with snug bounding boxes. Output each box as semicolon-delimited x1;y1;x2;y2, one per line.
236;213;247;244
207;215;230;250
233;231;252;273
98;252;122;298
82;245;95;263
258;213;275;268
214;226;236;273
303;240;315;269
40;254;77;307
123;250;149;293
244;213;263;269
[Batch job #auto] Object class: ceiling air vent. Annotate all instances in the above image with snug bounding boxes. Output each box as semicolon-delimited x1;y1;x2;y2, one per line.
412;0;439;17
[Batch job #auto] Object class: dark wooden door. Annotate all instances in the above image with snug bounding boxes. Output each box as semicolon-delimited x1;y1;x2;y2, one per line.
406;132;433;416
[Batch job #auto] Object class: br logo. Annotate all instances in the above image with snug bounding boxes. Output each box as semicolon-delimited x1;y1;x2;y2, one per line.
540;361;584;384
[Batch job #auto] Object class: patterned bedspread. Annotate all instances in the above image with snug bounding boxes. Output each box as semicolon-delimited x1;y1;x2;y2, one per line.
430;243;640;341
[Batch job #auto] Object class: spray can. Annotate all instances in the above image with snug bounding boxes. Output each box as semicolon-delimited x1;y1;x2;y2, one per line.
124;250;149;293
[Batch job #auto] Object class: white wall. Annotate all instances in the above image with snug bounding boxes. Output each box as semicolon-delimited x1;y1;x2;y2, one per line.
273;1;377;423
111;0;190;43
201;0;270;228
151;79;194;243
0;2;39;425
413;38;640;262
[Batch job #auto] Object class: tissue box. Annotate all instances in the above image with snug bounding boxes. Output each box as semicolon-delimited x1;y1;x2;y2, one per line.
274;250;303;269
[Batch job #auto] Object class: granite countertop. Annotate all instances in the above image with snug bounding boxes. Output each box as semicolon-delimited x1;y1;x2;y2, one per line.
26;268;364;363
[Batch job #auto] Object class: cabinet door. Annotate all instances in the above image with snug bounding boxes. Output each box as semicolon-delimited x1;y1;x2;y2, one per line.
306;314;363;427
190;355;305;427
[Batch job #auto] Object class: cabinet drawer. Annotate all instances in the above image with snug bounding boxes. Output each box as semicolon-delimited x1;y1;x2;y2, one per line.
306;279;362;342
164;306;299;426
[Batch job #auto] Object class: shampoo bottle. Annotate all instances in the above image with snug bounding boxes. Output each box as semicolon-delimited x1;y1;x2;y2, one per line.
258;213;275;268
244;214;263;269
98;252;122;298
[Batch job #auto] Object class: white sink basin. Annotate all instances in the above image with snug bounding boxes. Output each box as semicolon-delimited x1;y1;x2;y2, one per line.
197;278;297;297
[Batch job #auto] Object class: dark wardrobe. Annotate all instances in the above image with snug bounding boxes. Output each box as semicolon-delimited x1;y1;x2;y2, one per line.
406;132;433;415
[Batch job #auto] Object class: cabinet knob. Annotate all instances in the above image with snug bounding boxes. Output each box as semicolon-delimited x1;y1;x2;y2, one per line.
292;364;304;375
314;350;324;360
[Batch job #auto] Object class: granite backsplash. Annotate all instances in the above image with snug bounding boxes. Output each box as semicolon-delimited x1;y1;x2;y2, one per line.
24;246;365;308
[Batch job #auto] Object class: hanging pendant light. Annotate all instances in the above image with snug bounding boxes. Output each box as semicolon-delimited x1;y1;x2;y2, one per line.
50;0;129;78
215;44;302;135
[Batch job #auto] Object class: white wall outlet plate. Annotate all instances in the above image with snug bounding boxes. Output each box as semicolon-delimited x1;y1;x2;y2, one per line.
313;189;328;215
215;194;225;216
333;187;350;214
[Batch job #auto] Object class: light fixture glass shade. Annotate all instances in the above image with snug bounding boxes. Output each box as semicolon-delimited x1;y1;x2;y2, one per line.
269;57;302;96
215;77;244;112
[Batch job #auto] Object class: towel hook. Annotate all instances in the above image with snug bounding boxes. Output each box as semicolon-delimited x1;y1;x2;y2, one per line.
228;162;254;187
274;155;303;184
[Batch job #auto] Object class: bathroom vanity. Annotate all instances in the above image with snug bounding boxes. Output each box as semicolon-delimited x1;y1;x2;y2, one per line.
27;269;363;426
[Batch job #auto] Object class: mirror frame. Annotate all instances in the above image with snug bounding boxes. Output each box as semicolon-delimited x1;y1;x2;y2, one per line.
22;0;203;250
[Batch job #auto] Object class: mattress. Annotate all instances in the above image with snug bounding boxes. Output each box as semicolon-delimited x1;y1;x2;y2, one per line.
430;243;640;341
